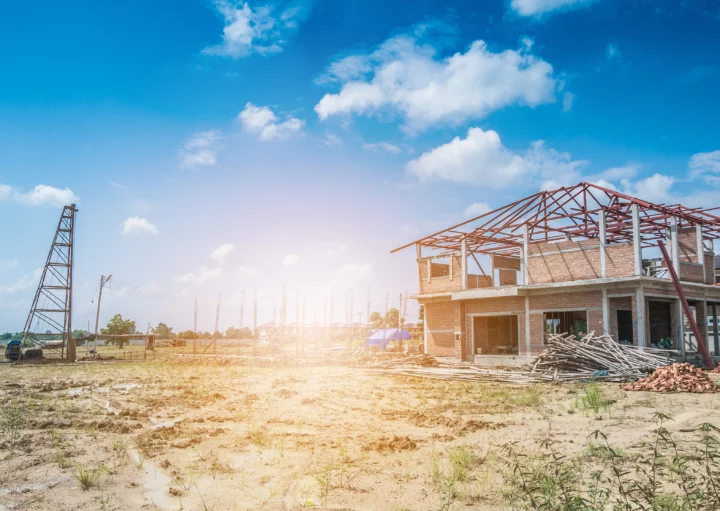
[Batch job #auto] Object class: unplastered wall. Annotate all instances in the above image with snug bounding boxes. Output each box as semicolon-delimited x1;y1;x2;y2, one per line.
527;239;634;284
419;253;464;294
423;300;455;356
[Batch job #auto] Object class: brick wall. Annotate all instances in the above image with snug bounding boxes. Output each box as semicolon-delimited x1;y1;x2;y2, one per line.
705;253;715;285
678;228;697;262
423;301;455;356
419;254;492;294
680;262;706;283
527;239;634;284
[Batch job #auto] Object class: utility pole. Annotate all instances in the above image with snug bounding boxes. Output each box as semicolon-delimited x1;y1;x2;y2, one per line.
93;274;112;353
240;289;245;330
214;294;221;353
253;288;257;353
193;297;198;354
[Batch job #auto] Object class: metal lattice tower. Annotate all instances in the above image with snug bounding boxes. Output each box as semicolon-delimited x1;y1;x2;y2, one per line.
20;204;78;361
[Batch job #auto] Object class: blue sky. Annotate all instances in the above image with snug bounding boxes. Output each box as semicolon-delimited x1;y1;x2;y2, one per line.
1;0;720;333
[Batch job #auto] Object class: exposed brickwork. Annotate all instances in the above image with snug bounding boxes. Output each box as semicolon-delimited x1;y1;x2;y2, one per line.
529;291;603;311
419;254;492;294
465;297;525;315
680;262;706;283
705;253;715;285
423;301;455;356
527;239;634;284
453;302;467;360
587;309;604;335
677;228;697;262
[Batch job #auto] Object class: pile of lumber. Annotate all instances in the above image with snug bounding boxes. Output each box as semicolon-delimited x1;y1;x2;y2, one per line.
623;363;718;393
532;332;672;381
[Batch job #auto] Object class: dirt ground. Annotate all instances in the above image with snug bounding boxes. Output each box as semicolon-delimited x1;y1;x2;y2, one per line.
0;357;719;511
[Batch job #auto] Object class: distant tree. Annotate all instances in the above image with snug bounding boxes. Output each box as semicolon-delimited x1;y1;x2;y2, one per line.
101;314;136;348
152;322;174;340
225;327;241;339
1;333;12;341
384;308;399;328
177;330;198;340
369;311;383;329
211;330;224;339
200;331;211;339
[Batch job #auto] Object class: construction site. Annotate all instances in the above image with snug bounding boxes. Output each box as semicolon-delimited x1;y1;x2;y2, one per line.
1;183;720;511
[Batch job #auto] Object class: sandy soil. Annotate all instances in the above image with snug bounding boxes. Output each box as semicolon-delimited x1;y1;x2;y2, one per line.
0;358;718;511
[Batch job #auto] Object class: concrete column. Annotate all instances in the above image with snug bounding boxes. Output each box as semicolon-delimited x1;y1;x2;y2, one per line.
524;295;531;356
697;224;705;274
636;286;646;349
713;303;719;355
599;209;607;278
422;304;428;355
670;217;680;275
677;299;686;357
522;224;529;285
631;203;642;276
416;244;422;292
602;288;610;335
461;238;468;290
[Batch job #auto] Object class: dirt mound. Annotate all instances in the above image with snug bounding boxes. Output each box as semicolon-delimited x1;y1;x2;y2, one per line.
454;419;506;436
623;363;718;393
361;435;418;453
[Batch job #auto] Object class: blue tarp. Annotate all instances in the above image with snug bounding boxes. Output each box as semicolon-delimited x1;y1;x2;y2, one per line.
365;328;411;348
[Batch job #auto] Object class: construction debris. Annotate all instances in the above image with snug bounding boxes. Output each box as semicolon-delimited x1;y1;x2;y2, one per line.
623;363;718;393
532;332;672;380
372;332;673;384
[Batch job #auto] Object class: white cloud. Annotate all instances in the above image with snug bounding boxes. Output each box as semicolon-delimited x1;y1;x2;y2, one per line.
238;103;304;141
621;174;675;204
0;184;79;207
321;134;344;147
238;266;260;278
181;130;222;167
606;43;620;61
315;31;558;132
405;127;586;188
0;269;40;294
210;243;235;264
562;92;575;112
174;266;224;285
327;243;347;259
282;253;299;266
0;259;19;270
689;150;720;177
202;0;308;59
511;0;598;16
336;263;373;279
464;202;491;218
598;164;639;181
362;142;402;154
122;217;158;235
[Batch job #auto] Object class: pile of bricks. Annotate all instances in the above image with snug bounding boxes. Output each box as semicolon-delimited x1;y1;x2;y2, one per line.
623;363;718;393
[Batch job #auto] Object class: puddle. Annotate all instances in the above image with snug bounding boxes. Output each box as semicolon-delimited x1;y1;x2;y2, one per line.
112;383;143;392
104;401;120;415
0;478;65;495
128;449;174;510
149;417;180;429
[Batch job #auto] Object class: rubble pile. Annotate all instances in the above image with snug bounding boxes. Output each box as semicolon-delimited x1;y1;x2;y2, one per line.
623;363;718;393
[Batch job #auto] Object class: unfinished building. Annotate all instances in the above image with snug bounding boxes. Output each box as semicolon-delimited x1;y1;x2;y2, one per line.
393;183;720;365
